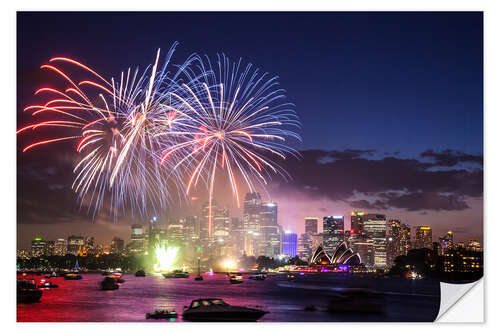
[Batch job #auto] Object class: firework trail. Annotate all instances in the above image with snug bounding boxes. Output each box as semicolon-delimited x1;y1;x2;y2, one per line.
158;54;301;235
17;43;196;218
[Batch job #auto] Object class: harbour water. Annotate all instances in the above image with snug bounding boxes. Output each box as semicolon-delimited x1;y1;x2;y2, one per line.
17;273;440;322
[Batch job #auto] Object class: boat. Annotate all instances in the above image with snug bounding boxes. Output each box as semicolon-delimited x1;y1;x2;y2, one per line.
100;277;119;290
163;270;189;278
249;273;266;280
286;274;295;280
182;298;268;322
64;273;82;280
229;275;243;284
38;280;59;288
135;269;146;277
17;279;43;303
146;308;178;319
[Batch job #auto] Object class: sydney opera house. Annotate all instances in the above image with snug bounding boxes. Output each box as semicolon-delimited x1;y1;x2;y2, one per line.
309;242;362;271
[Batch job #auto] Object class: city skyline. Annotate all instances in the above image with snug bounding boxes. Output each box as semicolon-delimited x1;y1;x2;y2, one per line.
17;12;483;253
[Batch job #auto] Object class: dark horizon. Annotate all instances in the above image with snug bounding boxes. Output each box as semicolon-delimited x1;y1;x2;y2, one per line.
17;12;483;248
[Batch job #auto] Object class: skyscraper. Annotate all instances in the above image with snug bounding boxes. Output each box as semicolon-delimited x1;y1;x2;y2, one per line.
387;219;408;267
31;237;46;257
111;237;124;254
54;238;67;256
297;233;313;260
213;208;230;239
259;202;281;257
305;217;318;235
67;235;85;256
282;231;298;257
230;217;244;254
130;224;145;254
323;216;344;256
439;231;454;255
362;214;387;268
243;192;262;233
415;226;433;249
351;211;365;234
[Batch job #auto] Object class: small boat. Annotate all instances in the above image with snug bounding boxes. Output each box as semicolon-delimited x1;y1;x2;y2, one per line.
38;280;59;288
135;269;146;277
17;279;43;303
286;274;295;281
194;275;203;281
146;308;178;320
100;277;119;290
163;270;189;278
182;298;268;322
64;273;83;280
229;275;243;284
249;274;266;280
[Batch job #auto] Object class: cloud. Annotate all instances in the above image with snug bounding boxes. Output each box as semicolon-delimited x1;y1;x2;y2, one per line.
272;149;482;212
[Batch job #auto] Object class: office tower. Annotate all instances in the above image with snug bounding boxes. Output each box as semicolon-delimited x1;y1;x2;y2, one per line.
243;192;262;233
305;217;318;235
54;238;67;256
67;235;85;255
44;240;55;256
182;216;200;242
362;214;387;268
282;230;298;257
415;226;433;249
213;208;230;239
323;216;344;256
298;233;313;260
350;235;374;267
259;202;281;257
387;219;403;266
31;237;46;257
465;238;482;252
400;224;411;255
167;223;184;245
129;224;145;254
111;237;125;254
351;211;365;234
230;217;245;254
438;231;454;255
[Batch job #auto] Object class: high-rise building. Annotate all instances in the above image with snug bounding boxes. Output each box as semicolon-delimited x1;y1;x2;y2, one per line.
465;238;482;252
31;237;46;257
439;231;454;255
415;226;433;249
230;217;244;254
67;235;85;256
350;234;374;267
129;224;145;254
54;238;67;256
362;214;387;268
111;237;125;254
243;192;262;233
305;217;318;235
201;201;217;242
351;211;365;234
297;233;313;260
213;208;230;239
282;231;298;257
167;223;184;245
259;202;281;257
387;219;412;266
400;224;411;255
323;216;344;256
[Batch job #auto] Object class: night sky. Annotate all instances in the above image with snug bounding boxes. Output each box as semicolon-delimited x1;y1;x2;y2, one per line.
17;12;483;248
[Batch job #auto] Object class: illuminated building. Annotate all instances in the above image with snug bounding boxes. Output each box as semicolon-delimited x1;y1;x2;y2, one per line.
230;217;245;254
362;214;387;268
259;202;281;257
243;192;262;233
201;201;217;243
438;231;454;255
167;223;184;245
415;226;433;249
465;238;482;252
386;219;411;266
129;224;146;254
31;237;46;257
349;234;374;267
298;233;313;260
351;211;365;234
305;217;318;235
54;238;67;256
323;216;344;256
282;230;298;257
111;237;124;254
443;249;483;273
67;235;85;256
213;208;230;239
310;243;361;267
182;216;200;243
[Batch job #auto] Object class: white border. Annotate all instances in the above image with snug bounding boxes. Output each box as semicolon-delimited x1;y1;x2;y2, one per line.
3;1;497;332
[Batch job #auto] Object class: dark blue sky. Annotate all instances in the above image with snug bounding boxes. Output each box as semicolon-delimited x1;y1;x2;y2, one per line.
17;11;483;156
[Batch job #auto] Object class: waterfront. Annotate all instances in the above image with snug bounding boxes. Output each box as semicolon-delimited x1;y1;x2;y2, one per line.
17;273;440;322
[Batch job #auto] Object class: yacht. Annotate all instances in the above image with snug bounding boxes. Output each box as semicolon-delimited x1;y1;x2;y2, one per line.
163;270;189;278
182;298;268;321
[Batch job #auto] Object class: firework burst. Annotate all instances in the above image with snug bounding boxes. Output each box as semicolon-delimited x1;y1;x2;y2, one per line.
158;54;301;235
18;43;195;218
